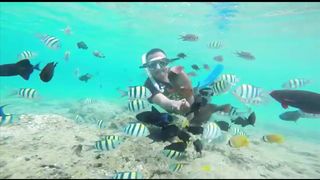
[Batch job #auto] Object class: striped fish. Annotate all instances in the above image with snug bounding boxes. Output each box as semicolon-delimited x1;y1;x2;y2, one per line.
101;135;122;141
169;163;185;172
282;78;311;89
216;74;239;85
299;111;320;119
202;122;222;143
127;99;149;112
123;123;150;137
229;126;247;136
37;34;61;49
118;86;152;99
17;88;38;99
94;139;121;151
162;149;183;159
128;86;151;99
215;106;251;118
0;114;14;126
81;98;96;105
112;171;143;179
97;119;106;129
239;96;267;105
210;80;233;96
17;50;36;61
232;84;266;100
75;114;83;122
208;41;223;49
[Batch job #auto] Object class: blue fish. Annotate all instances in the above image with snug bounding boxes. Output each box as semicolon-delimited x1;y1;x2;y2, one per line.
0;105;14;126
136;106;173;127
0;104;9;117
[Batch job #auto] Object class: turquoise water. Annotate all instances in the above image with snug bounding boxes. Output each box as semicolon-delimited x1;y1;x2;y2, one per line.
1;1;320;157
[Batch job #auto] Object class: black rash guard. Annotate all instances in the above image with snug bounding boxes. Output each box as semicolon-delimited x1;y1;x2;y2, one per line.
144;77;183;104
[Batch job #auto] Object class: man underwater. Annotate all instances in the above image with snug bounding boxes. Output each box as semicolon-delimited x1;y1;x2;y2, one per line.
140;48;231;126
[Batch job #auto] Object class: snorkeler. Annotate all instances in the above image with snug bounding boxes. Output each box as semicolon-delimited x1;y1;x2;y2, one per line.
140;48;231;126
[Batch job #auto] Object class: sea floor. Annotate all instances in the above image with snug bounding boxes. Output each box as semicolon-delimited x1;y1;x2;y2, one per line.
0;98;319;179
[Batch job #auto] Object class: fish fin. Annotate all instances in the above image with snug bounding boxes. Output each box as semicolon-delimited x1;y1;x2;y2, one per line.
33;63;41;71
7;89;18;98
116;88;127;98
0;104;9;117
151;106;160;114
16;59;33;80
281;102;288;109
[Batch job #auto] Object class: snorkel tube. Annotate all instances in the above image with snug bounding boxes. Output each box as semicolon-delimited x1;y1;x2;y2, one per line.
197;64;224;89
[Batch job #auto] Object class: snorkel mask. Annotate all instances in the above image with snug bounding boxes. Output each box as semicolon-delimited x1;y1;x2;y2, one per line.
139;54;181;70
140;56;169;70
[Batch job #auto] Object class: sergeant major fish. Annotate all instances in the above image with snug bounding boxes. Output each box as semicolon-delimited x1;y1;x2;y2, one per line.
128;99;149;112
202;122;222;143
17;50;37;61
36;33;61;49
232;84;268;103
10;88;39;99
123;122;150;137
210;80;233;96
117;86;152;99
208;41;223;49
93;139;122;151
169;163;185;173
112;171;143;179
282;78;312;89
216;74;240;85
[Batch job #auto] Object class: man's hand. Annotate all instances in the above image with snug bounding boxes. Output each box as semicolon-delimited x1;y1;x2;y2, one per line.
176;98;191;114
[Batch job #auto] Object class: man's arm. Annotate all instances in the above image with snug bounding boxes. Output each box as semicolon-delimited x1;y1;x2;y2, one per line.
150;93;190;114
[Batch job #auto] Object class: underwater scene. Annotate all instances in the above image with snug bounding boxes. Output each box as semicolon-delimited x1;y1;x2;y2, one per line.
0;2;320;179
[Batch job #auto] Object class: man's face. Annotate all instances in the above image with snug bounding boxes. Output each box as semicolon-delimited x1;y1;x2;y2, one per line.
147;52;169;80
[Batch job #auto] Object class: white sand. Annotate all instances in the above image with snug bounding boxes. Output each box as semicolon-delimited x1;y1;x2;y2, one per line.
0;100;319;179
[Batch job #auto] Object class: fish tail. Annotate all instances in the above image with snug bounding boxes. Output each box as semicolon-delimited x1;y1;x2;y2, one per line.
83;145;94;151
116;88;127;98
0;104;9;117
7;89;18;97
33;63;41;71
35;33;45;40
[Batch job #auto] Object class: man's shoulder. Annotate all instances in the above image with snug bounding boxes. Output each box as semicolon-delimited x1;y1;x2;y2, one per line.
144;77;152;86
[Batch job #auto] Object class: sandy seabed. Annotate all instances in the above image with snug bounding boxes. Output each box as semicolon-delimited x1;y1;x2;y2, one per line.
0;99;319;179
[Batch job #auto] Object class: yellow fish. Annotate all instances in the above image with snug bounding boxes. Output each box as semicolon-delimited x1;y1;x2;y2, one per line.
181;117;190;129
200;165;212;172
262;134;284;144
228;135;249;148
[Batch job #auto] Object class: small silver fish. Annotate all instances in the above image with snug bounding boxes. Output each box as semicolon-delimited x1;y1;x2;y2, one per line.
179;34;199;41
64;51;70;61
